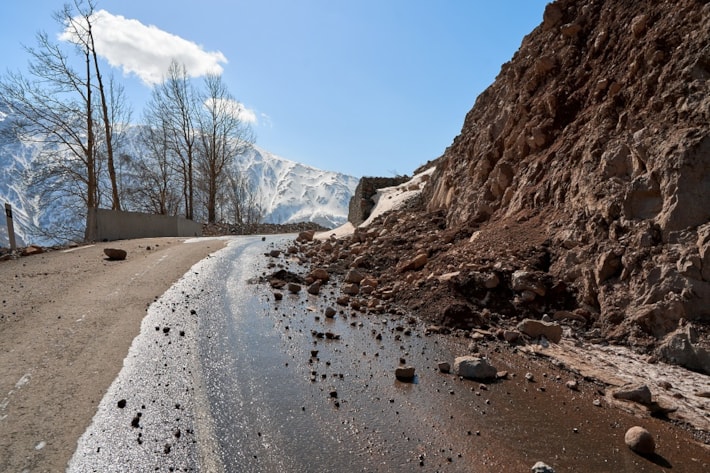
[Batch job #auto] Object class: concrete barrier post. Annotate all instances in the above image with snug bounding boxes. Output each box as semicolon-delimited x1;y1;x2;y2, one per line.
5;203;17;251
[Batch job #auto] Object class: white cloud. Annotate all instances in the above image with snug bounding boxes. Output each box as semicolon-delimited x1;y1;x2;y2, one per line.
59;9;227;85
204;98;258;124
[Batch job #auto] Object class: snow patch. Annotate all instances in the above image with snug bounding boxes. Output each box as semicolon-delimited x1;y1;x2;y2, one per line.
316;167;435;240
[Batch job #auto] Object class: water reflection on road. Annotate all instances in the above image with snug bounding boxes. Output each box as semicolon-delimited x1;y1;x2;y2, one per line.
69;236;710;472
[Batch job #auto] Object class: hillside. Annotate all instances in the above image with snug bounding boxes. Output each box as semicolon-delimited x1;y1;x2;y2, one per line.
302;0;710;375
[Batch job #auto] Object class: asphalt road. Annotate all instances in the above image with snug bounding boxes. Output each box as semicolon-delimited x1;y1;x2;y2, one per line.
67;236;710;472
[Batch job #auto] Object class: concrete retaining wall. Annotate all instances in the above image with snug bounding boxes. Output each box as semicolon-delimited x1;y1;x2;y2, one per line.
88;208;202;241
348;176;410;226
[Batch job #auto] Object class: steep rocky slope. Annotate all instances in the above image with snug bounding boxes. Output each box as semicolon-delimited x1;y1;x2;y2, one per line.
424;0;710;362
298;0;710;376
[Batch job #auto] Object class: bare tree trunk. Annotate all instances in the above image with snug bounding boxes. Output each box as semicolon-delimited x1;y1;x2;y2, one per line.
88;16;120;210
84;48;97;241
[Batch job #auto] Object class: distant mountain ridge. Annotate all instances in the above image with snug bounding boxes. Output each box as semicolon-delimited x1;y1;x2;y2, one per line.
0;106;358;246
238;146;359;229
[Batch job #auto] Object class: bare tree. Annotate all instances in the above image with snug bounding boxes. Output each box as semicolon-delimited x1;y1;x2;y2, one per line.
0;0;130;241
62;0;123;210
148;61;200;220
221;170;264;233
0;29;99;240
196;74;255;223
123;114;182;215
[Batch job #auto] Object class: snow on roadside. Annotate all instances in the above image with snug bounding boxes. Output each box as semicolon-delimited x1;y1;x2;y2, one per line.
315;166;435;240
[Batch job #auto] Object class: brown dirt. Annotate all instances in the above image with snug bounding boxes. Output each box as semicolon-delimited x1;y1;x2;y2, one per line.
0;237;226;473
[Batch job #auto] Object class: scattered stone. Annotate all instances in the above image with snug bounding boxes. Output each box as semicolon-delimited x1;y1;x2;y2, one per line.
438;362;451;373
21;245;44;257
481;272;500;289
344;269;365;284
624;426;655;455
503;330;520;343
310;268;330;281
360;276;379;289
269;249;281;258
511;270;547;296
566;380;579;391
553;310;587;323
525;372;535;382
342;283;359;296
657;380;672;390
595;249;622;283
612;384;653;406
297;230;316;242
531;461;556;473
267;269;304;288
104;248;127;260
395;366;416;381
324;307;336;318
398;252;428;272
273;292;283;301
453;356;497;380
516;319;563;343
307;281;321;295
287;283;302;294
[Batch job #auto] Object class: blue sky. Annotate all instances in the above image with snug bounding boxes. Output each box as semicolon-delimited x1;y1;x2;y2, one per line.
2;1;548;177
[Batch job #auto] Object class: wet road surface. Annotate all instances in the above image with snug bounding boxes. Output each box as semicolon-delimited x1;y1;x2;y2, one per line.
68;236;710;472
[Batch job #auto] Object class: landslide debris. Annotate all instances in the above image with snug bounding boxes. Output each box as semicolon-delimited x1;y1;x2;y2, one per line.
292;0;710;376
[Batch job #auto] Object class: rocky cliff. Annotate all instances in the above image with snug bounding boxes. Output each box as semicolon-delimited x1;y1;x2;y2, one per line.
304;0;710;374
425;0;710;354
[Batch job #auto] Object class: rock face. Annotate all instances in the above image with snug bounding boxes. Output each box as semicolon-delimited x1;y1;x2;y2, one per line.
416;0;710;367
290;0;710;375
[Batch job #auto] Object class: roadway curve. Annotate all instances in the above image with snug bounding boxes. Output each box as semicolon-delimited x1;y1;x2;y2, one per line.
67;236;710;472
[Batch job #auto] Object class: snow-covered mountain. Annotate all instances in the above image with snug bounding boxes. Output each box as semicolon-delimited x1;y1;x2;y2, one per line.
0;106;358;247
238;146;358;229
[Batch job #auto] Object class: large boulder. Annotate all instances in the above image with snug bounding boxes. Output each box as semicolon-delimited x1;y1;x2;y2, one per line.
624;426;655;455
453;356;497;380
516;319;562;343
656;323;710;375
612;384;653;406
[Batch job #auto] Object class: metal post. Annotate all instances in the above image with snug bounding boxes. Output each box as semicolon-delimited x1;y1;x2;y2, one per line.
5;203;17;251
